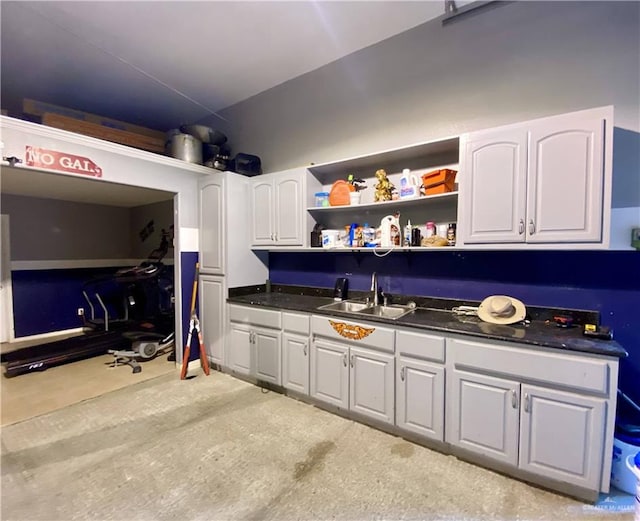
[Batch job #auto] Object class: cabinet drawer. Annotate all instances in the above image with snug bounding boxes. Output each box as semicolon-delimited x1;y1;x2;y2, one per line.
228;304;282;329
311;315;394;353
283;312;310;335
396;329;445;363
448;337;610;395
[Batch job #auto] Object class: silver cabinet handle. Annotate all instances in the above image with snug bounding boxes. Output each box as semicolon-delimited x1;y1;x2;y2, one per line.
511;389;518;409
350;354;354;367
400;366;405;381
524;393;530;413
529;219;535;235
343;353;347;367
303;343;307;356
274;233;278;241
519;219;525;235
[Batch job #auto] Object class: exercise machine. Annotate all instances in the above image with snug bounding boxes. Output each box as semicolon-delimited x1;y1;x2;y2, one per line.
2;234;175;378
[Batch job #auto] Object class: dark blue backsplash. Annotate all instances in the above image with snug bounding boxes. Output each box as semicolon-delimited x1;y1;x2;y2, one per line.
269;250;640;402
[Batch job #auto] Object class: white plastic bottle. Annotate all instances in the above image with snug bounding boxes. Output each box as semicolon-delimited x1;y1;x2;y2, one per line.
404;219;412;247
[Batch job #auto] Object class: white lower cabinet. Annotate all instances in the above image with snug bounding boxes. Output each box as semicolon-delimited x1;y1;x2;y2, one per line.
396;357;445;441
310;337;349;409
310;315;395;425
228;321;253;376
254;326;282;385
448;369;520;466
282;312;311;395
519;384;605;490
395;329;446;442
227;304;282;385
349;345;395;424
446;337;613;494
200;275;225;366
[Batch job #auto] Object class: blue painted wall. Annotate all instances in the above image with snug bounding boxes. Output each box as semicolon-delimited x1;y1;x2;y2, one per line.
12;264;175;337
269;250;640;404
12;267;128;337
180;252;201;362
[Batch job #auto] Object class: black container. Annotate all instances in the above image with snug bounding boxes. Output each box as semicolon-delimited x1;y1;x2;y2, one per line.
411;228;422;247
333;278;348;301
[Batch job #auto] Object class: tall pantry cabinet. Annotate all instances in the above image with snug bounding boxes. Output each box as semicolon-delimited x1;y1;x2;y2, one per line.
199;172;268;367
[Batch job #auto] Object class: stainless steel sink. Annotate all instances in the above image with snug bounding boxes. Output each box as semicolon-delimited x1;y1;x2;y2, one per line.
317;300;415;320
356;304;414;320
317;300;372;313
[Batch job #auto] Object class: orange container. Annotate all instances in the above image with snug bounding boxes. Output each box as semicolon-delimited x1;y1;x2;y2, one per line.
421;169;457;195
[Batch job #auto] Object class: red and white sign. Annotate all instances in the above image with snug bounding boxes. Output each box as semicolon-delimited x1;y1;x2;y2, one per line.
24;146;102;178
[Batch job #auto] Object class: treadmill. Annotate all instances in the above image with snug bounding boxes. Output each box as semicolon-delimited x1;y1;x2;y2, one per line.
2;254;175;378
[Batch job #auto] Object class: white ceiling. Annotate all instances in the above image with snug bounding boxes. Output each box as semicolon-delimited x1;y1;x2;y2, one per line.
1;1;455;206
1;1;451;133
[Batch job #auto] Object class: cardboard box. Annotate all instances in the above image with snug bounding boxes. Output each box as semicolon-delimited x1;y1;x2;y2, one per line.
42;113;165;154
24;98;165;140
422;168;457;195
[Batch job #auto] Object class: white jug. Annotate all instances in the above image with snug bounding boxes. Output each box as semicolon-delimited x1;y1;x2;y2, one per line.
399;169;419;199
380;214;400;247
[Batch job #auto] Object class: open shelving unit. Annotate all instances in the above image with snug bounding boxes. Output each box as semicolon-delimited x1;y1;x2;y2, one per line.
305;136;461;247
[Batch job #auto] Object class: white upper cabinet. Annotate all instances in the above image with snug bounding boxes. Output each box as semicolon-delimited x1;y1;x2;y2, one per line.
250;179;275;245
274;175;303;244
199;177;225;274
250;168;307;246
527;111;605;243
458;106;613;247
459;129;528;243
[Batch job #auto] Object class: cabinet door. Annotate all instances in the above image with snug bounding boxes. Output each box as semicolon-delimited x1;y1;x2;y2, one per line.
199;178;225;273
396;356;445;441
519;384;605;489
459;129;528;244
527;112;605;243
200;275;225;366
448;369;520;466
227;322;253;376
254;326;281;385
310;337;349;409
250;179;274;245
282;332;309;394
349;346;394;425
274;175;303;245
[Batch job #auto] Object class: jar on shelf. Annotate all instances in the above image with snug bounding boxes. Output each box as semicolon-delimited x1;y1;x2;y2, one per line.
447;223;457;246
315;192;330;207
425;221;436;238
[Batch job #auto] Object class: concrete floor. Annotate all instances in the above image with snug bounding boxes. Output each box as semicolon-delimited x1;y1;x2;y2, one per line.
1;371;634;521
1;351;176;426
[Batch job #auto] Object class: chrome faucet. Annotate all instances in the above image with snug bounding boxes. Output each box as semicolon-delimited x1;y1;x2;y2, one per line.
370;272;379;306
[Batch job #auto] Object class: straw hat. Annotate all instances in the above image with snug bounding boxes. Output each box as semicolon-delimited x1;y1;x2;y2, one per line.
477;295;527;325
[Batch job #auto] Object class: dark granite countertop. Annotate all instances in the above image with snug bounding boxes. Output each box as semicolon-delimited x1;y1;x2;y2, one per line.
227;285;627;359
